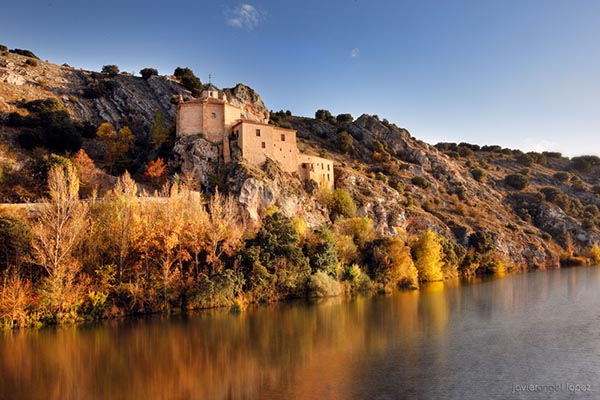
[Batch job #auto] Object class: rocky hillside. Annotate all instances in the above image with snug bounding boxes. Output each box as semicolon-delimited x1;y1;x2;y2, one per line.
2;47;600;273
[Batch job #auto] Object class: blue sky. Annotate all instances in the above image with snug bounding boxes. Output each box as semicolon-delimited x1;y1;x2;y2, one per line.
2;0;600;156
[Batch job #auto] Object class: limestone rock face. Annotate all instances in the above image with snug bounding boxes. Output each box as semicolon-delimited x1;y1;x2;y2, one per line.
173;135;221;188
0;52;268;134
227;160;329;226
335;168;406;236
223;83;269;123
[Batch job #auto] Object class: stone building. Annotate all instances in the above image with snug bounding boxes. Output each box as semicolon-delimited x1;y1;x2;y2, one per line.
176;85;334;189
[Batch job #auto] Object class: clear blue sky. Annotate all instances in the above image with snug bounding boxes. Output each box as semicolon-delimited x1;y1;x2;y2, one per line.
2;0;600;156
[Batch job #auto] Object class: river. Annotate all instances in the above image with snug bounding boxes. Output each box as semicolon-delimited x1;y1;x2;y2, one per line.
1;266;599;399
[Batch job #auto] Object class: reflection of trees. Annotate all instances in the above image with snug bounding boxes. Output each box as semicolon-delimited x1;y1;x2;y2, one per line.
0;287;450;400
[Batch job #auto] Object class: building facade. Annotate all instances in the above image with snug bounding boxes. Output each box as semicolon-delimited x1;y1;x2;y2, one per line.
176;86;334;189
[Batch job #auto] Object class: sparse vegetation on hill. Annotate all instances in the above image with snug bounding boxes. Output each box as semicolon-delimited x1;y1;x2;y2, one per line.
2;50;600;328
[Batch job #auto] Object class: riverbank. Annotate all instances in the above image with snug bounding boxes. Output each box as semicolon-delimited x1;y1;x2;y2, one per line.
2;266;598;400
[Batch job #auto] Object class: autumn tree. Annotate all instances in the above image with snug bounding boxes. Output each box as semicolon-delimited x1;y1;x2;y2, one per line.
150;182;190;309
0;270;31;329
96;122;133;174
32;164;89;317
71;149;97;197
143;157;168;188
103;172;141;283
414;230;444;282
202;190;244;275
179;188;208;275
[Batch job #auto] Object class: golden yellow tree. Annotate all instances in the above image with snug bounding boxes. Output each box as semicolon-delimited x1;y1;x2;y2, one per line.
104;172;141;282
202;190;244;275
181;188;209;275
414;230;444;282
149;182;190;308
32;164;89;316
386;237;419;289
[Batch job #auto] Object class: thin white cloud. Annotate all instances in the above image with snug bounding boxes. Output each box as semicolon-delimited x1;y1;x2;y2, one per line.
350;48;360;58
226;4;262;30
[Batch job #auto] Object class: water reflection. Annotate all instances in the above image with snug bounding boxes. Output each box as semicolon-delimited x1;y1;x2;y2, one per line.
2;267;600;400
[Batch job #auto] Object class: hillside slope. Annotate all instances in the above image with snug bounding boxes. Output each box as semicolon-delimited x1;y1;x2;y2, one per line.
2;48;600;273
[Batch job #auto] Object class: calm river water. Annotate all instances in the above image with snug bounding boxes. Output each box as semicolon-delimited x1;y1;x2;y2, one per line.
1;267;600;400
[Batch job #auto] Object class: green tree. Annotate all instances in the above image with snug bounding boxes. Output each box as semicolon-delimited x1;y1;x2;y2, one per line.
173;67;203;97
414;230;444;282
305;228;338;277
249;211;310;296
504;174;529;190
102;65;120;76
337;131;354;154
329;189;357;221
96;122;133;173
150;113;172;151
0;215;32;275
336;113;353;123
140;68;158;80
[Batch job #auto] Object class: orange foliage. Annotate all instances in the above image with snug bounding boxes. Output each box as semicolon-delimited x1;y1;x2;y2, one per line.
144;158;168;187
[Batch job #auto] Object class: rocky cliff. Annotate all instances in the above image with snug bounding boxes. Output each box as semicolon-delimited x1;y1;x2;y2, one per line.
0;51;268;134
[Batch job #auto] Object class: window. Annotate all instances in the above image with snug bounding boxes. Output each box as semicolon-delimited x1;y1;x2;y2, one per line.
327;164;330;171
302;164;307;169
256;129;261;137
321;163;324;169
211;112;216;119
281;134;285;141
261;142;266;148
327;174;330;181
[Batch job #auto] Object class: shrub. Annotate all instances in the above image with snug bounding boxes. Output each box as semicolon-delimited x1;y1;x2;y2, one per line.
560;254;587;267
543;151;563;158
539;187;562;202
411;175;429;189
588;243;600;264
173;67;203;97
336;113;353;123
504;174;529;190
315;109;334;122
305;228;339;277
470;168;486;182
25;58;38;67
337;131;353;154
322;188;357;221
516;153;534;166
0;45;7;52
140;67;158;79
308;271;341;297
9;48;39;59
457;146;473;157
553;171;570;182
342;264;371;292
413;230;444;282
101;65;120;76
